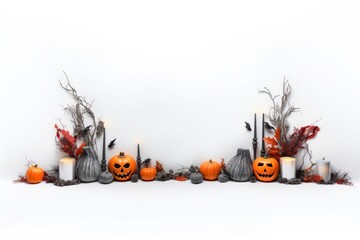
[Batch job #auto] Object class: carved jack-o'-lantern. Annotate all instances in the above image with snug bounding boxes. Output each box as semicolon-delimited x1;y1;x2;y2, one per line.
253;155;279;182
108;152;137;181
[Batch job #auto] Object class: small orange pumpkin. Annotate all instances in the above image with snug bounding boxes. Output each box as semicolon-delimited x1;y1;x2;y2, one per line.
253;155;279;182
26;164;44;184
140;167;157;181
200;159;221;180
140;158;157;181
108;152;137;181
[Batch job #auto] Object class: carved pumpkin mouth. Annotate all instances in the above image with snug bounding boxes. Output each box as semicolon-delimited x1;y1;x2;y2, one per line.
256;172;274;178
113;170;132;179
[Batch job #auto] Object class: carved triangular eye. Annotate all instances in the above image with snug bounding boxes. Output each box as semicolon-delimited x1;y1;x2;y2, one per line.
267;163;273;167
114;163;121;168
124;163;130;168
257;163;264;166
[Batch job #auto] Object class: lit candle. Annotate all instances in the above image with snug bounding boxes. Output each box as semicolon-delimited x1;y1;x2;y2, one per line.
59;157;75;181
280;157;296;179
317;159;331;183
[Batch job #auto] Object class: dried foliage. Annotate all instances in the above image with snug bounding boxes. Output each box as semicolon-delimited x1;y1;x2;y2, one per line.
300;167;353;185
299;161;353;186
55;124;80;157
264;126;320;160
332;171;352;185
260;79;320;160
155;161;164;172
59;72;103;148
155;162;199;181
220;158;230;176
13;174;27;183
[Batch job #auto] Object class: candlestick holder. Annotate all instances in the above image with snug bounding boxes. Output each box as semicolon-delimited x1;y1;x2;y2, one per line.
260;149;266;157
136;143;141;177
101;159;107;172
252;113;258;160
101;128;107;172
136;157;141;177
252;137;257;160
260;113;266;157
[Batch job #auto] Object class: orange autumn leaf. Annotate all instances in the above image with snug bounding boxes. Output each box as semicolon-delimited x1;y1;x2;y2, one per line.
267;147;281;161
264;137;278;146
76;142;86;156
274;127;281;141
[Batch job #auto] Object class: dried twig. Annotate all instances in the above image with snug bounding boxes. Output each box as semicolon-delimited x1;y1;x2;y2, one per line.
299;144;314;170
59;71;101;149
259;78;300;143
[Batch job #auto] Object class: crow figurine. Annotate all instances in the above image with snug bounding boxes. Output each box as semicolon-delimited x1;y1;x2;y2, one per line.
108;138;116;149
264;121;275;131
244;121;252;131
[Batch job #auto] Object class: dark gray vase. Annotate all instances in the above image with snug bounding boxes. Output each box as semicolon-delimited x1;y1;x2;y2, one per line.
226;148;253;182
76;146;101;182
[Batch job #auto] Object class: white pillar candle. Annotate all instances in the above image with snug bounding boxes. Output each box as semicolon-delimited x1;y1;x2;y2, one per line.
59;157;76;181
317;160;331;183
280;157;296;179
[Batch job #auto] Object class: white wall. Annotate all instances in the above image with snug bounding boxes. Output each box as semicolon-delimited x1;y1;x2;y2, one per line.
1;0;359;180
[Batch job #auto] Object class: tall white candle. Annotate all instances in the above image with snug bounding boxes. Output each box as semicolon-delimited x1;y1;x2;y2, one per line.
59;157;75;181
317;160;331;183
280;157;296;179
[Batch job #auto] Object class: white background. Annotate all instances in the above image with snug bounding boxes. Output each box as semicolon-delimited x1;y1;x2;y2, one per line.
0;1;359;239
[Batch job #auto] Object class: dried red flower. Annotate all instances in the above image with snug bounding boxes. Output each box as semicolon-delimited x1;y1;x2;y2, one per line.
55;124;84;158
264;126;320;160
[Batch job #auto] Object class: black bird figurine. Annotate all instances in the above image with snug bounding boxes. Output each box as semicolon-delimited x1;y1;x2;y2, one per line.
264;121;275;131
141;158;152;166
108;138;116;148
76;125;92;138
245;121;252;131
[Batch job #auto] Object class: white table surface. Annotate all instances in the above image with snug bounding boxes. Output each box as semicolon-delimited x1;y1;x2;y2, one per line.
1;179;359;240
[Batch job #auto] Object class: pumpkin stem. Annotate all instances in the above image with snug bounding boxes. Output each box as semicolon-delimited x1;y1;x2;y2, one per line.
264;151;269;159
119;152;125;158
209;159;213;163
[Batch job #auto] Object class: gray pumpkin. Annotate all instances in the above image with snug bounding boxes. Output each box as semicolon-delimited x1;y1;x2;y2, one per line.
190;171;203;184
218;173;229;183
76;146;101;182
225;148;253;182
99;171;114;184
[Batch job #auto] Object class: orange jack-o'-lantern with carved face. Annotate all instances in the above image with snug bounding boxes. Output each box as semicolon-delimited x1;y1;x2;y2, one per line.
253;156;279;182
108;152;137;181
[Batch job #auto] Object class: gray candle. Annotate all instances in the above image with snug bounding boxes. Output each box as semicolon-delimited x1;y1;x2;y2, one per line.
317;159;331;183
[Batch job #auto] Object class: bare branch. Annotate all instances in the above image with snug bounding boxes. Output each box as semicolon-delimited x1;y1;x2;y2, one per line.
59;72;99;148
